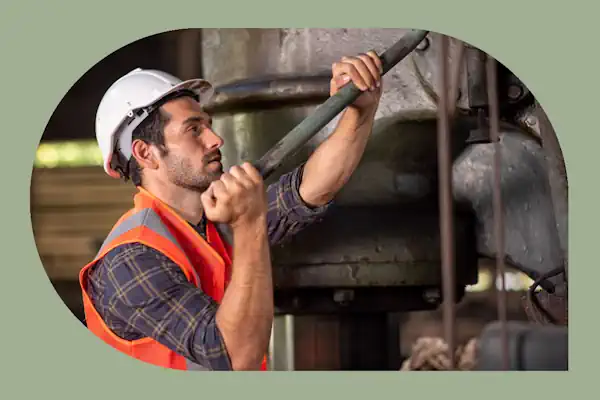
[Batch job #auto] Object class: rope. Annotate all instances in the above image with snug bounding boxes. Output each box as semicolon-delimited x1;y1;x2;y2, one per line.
400;337;478;371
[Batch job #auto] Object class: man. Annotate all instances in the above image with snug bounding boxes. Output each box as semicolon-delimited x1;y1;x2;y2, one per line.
79;51;383;371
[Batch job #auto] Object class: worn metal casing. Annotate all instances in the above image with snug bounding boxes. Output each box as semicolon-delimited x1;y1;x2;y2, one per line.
200;28;566;313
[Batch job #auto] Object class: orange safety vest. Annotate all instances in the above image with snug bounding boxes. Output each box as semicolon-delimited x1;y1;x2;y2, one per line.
79;187;268;371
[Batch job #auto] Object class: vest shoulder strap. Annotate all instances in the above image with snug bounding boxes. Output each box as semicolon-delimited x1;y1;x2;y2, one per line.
96;208;182;256
91;207;199;285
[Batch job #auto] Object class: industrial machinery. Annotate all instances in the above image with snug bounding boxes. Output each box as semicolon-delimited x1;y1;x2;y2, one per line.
199;28;568;370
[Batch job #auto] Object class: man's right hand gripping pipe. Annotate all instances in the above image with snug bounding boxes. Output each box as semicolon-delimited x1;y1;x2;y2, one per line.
201;162;273;371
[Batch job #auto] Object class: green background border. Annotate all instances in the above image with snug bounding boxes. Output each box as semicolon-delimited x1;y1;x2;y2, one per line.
0;0;587;397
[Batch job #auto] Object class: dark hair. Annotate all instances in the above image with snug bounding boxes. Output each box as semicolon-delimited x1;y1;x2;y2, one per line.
129;109;169;186
111;109;169;187
112;90;197;187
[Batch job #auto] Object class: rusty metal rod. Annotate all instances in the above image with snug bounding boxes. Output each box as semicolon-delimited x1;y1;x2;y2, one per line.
447;40;465;121
485;54;509;370
437;34;456;369
253;29;429;179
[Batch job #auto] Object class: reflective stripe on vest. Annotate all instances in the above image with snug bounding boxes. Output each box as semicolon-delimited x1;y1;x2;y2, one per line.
96;208;206;287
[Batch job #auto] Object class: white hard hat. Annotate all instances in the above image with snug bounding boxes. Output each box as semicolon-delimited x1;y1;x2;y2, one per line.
95;68;214;178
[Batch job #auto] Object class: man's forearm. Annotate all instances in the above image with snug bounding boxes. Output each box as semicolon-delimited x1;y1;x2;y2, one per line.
215;217;273;370
300;106;377;206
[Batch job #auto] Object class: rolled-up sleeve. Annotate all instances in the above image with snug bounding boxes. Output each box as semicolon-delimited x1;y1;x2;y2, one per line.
87;243;233;370
265;163;333;245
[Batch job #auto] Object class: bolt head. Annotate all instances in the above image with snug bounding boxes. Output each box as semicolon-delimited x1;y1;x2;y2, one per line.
423;288;441;304
525;116;538;127
507;84;523;100
333;289;355;305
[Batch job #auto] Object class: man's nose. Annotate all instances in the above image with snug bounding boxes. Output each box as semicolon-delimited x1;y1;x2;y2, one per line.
203;128;224;151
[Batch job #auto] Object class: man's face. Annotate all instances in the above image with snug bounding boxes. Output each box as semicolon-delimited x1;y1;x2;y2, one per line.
156;96;224;192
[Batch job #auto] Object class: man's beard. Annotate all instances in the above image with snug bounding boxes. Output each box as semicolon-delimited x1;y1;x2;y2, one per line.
164;151;223;193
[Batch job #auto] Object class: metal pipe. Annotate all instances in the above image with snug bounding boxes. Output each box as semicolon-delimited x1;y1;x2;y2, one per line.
253;29;430;179
268;321;275;370
486;54;509;370
267;315;296;370
205;74;331;115
447;40;465;121
284;315;295;371
436;34;456;369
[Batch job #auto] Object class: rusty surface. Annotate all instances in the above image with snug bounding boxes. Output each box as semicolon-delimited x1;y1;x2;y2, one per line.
452;128;565;292
522;291;568;326
436;35;456;370
532;100;568;283
202;28;437;115
273;262;467;289
270;206;478;289
411;33;470;113
486;55;509;370
466;46;489;109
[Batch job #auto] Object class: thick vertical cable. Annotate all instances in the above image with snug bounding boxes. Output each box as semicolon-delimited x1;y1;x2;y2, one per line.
437;34;456;369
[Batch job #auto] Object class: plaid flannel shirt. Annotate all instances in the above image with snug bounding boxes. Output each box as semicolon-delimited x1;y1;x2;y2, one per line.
85;164;331;370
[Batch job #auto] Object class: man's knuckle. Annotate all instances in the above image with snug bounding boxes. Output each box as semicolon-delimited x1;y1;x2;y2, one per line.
236;182;248;194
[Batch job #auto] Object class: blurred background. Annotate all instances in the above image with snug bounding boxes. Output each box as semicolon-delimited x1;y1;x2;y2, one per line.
30;28;561;370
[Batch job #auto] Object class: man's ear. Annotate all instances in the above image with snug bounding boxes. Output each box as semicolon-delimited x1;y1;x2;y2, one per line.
131;139;159;170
